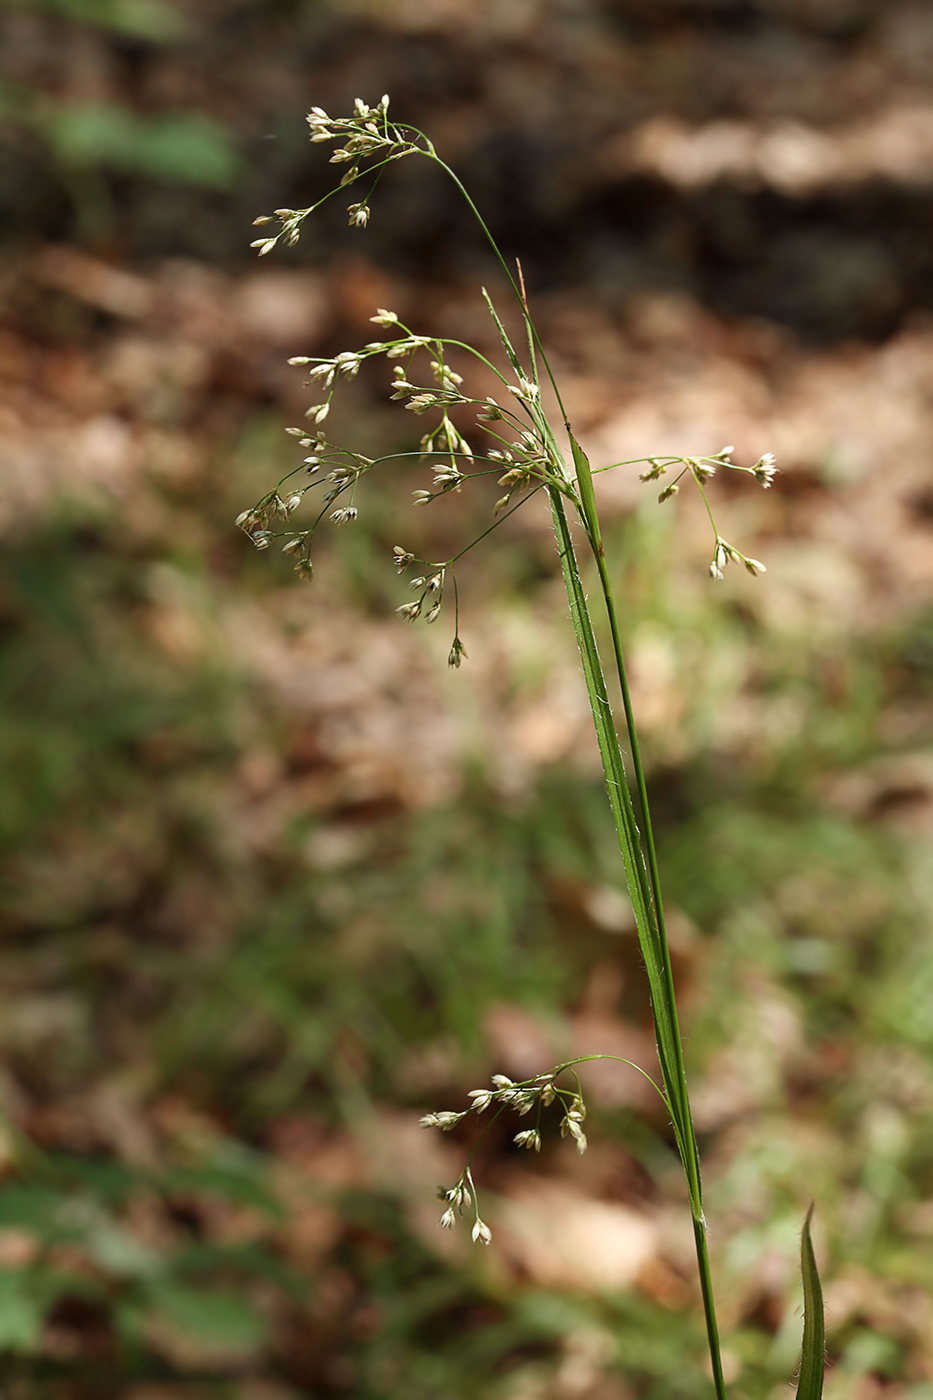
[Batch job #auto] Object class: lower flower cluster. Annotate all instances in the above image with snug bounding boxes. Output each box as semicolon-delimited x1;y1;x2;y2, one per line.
421;1068;590;1246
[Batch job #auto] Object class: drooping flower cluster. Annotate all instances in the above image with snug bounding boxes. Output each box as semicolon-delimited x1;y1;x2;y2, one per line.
251;96;425;255
635;445;774;578
233;435;376;578
708;536;766;580
233;298;572;662
420;1068;590;1246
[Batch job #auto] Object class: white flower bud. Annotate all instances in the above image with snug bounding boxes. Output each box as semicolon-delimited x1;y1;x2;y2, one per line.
472;1219;492;1246
561;1116;587;1153
507;377;539;401
752;452;778;486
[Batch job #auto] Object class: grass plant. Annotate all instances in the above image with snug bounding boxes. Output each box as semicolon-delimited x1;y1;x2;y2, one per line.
243;95;824;1398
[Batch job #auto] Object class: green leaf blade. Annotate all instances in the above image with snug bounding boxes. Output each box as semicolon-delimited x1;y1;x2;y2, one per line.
796;1204;826;1400
566;424;603;557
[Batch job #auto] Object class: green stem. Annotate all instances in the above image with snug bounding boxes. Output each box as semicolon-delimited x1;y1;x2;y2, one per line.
547;485;727;1400
421;149;570;422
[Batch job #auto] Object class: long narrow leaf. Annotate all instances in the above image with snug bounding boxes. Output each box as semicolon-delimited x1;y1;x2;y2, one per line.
549;485;728;1400
547;489;685;1168
566;424;603;558
796;1205;826;1400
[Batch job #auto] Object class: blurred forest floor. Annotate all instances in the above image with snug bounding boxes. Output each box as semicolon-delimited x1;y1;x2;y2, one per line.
2;1;933;1398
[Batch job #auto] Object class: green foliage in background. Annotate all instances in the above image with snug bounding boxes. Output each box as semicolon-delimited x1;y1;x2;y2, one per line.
47;106;240;190
0;0;241;243
4;0;190;42
0;82;240;190
1;478;932;1393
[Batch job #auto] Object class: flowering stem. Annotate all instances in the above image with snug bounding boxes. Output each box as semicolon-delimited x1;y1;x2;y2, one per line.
548;484;727;1400
247;101;779;1394
416;145;570;422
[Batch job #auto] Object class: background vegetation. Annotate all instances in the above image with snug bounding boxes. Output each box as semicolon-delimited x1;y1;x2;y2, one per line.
2;0;933;1396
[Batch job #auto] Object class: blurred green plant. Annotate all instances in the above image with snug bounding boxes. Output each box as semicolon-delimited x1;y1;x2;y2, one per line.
3;0;190;42
0;0;240;241
3;490;933;1391
0;82;240;189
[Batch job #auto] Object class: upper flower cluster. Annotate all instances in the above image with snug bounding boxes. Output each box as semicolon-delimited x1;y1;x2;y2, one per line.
251;96;425;254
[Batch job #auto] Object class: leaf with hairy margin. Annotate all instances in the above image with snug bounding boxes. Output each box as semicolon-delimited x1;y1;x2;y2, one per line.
796;1204;825;1400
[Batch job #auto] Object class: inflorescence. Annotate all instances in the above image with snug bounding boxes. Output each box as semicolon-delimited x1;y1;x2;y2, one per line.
420;1068;590;1246
240;96;777;673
